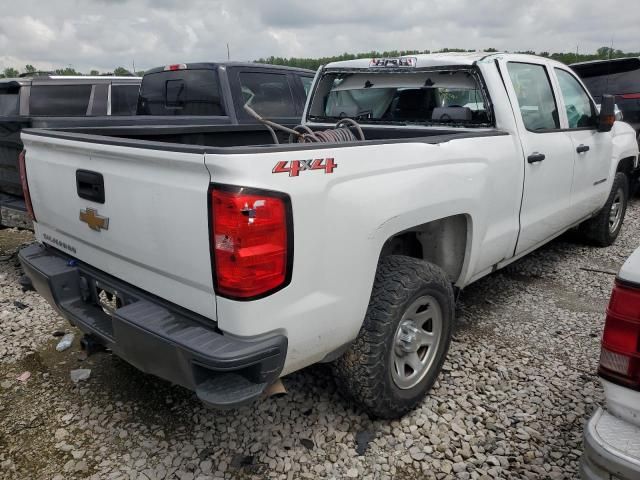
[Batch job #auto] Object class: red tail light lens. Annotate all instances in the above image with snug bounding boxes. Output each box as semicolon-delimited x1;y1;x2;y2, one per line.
164;64;187;71
620;93;640;100
599;281;640;389
210;185;292;299
18;150;36;221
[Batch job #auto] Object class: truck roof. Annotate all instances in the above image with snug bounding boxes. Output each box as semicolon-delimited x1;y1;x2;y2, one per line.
0;76;141;86
570;56;640;77
323;52;568;70
143;62;315;75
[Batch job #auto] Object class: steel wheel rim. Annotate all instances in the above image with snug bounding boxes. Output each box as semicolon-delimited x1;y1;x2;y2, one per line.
609;187;624;233
390;295;443;390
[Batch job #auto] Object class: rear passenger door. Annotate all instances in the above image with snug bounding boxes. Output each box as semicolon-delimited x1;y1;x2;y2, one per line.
501;61;577;255
553;67;612;218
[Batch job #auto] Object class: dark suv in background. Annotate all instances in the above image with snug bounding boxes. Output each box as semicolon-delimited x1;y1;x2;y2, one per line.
571;57;640;138
0;74;141;226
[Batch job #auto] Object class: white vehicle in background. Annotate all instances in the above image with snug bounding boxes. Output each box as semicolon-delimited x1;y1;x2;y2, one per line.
17;53;640;418
581;248;640;479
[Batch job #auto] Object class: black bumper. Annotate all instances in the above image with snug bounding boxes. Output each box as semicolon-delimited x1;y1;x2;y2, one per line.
19;243;287;408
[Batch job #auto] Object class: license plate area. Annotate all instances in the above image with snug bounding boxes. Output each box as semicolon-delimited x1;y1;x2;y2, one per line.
95;281;125;316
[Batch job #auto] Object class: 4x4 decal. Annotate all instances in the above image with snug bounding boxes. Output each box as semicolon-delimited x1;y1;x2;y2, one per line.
273;158;337;177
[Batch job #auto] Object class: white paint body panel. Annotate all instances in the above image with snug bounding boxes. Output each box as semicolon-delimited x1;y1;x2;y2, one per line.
21;53;639;376
619;247;640;285
22;134;216;320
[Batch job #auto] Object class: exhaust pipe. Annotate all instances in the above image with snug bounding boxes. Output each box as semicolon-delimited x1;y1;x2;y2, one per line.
263;379;287;399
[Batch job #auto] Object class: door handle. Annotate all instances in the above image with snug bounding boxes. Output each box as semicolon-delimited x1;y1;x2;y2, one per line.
76;170;105;204
527;152;546;164
576;144;590;153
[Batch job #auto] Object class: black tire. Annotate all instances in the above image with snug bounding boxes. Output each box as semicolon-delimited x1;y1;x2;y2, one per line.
579;172;628;247
333;255;455;419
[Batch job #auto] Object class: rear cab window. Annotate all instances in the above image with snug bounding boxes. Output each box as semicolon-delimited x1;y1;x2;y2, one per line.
506;62;560;131
239;72;297;118
300;76;313;97
0;83;20;116
111;84;140;115
29;84;93;116
307;65;492;127
137;68;225;116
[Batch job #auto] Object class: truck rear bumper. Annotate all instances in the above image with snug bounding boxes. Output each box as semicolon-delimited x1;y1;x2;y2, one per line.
580;407;640;480
18;243;287;408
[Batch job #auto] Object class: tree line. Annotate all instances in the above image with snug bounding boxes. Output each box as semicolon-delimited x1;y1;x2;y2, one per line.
1;47;638;78
0;64;143;79
256;46;640;71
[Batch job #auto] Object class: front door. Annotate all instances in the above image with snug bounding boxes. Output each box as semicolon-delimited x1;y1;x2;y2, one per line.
502;61;577;255
553;67;613;219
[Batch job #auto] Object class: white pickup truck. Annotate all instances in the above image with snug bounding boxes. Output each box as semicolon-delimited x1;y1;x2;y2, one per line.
18;53;640;418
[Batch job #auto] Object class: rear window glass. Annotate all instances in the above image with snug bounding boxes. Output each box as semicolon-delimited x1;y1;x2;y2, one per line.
111;84;139;115
580;71;640;99
137;69;225;116
575;65;640;127
0;91;20;116
240;72;296;117
308;70;490;126
300;76;313;96
29;84;93;116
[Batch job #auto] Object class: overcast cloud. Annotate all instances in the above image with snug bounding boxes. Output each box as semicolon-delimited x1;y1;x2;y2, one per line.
0;0;638;72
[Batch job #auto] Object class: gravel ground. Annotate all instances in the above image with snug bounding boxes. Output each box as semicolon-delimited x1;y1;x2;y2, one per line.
1;200;639;480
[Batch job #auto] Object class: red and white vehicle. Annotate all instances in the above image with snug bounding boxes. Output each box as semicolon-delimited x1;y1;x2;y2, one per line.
582;249;640;479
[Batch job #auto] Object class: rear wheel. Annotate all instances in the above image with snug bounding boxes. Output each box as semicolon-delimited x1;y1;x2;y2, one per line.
579;172;628;247
333;255;455;419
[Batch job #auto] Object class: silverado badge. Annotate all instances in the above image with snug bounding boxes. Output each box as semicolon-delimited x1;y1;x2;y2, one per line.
79;208;109;231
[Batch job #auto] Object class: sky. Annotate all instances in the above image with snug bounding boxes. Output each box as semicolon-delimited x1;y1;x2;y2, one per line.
0;0;638;73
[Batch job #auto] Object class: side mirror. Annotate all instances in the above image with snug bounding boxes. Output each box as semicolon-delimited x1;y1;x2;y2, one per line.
599;94;615;132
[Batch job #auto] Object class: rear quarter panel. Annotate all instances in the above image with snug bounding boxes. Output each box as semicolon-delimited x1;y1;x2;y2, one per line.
206;134;523;374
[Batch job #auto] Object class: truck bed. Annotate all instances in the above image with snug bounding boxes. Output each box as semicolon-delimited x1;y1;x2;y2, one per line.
22;124;508;154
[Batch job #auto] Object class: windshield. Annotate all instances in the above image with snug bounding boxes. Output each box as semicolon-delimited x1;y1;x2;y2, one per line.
308;69;490;126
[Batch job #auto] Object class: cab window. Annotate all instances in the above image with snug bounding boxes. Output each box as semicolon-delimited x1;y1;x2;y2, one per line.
29;84;93;116
555;68;598;129
300;76;313;96
507;62;560;131
239;72;296;117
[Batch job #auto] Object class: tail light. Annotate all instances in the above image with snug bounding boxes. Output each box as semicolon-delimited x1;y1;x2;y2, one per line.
599;280;640;389
210;184;292;300
620;93;640;100
164;64;187;71
18;150;36;221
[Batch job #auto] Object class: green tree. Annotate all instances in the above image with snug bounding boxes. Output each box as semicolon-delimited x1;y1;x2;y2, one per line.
89;69;100;76
24;64;37;74
55;66;80;75
113;67;132;76
3;67;20;78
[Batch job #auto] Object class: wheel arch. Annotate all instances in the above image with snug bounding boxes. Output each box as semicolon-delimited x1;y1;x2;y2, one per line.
378;214;472;285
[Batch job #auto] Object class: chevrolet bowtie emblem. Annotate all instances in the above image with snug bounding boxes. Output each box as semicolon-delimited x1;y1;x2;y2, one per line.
79;208;109;231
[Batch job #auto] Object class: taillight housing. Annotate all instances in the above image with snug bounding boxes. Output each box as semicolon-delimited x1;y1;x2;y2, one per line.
210;184;293;300
18;150;36;221
599;280;640;389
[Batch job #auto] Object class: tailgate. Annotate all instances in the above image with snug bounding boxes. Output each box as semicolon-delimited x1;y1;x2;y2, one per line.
21;131;216;319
